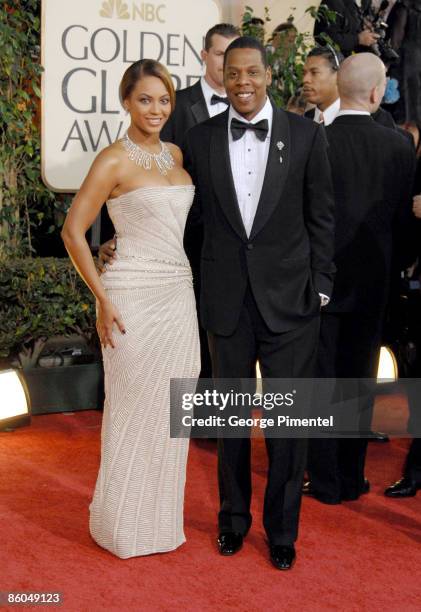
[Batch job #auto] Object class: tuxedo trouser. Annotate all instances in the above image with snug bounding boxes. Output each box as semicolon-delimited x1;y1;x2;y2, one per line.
404;438;421;483
208;284;320;545
307;312;382;501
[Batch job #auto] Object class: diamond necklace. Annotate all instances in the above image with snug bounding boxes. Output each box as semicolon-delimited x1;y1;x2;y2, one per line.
122;131;175;175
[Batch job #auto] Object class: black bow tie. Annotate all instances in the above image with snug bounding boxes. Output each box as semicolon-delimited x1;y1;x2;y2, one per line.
211;94;229;106
230;117;269;142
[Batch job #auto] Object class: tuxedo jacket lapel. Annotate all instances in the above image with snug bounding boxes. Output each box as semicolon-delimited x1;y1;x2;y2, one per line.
210;111;248;241
249;106;290;240
190;81;209;125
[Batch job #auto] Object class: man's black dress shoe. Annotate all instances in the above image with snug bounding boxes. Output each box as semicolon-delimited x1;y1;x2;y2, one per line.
269;544;296;570
368;431;390;443
302;481;341;505
384;477;420;498
217;532;243;556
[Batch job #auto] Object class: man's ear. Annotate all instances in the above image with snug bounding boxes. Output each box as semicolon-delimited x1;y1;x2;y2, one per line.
266;66;272;87
200;49;207;66
370;85;379;107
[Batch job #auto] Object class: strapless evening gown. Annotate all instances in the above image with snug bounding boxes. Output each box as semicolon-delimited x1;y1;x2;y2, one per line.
89;185;200;558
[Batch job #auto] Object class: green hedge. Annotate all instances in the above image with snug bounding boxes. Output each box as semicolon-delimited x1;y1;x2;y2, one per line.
0;257;96;366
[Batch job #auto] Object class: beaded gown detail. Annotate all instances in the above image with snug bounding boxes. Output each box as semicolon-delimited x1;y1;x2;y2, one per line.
89;184;200;559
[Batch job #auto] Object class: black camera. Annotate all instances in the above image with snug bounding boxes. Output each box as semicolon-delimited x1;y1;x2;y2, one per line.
363;0;399;64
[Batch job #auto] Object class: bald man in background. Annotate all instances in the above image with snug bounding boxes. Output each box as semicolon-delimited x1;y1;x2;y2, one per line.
304;54;417;504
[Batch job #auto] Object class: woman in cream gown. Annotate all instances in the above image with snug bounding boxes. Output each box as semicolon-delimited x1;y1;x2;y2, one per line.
62;59;200;559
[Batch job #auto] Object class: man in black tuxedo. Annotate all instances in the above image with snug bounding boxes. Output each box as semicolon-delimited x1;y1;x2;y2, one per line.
314;0;380;56
304;53;416;504
183;36;335;570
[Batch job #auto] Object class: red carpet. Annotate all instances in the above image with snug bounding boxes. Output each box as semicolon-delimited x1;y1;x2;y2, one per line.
1;404;421;611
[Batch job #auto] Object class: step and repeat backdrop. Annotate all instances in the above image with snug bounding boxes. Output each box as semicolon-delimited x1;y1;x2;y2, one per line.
41;0;221;191
43;0;359;191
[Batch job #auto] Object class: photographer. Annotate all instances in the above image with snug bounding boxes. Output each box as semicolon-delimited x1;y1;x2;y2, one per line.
314;0;380;56
388;0;421;125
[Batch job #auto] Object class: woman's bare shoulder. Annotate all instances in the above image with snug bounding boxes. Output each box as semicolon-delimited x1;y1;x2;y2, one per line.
93;140;126;168
165;142;183;165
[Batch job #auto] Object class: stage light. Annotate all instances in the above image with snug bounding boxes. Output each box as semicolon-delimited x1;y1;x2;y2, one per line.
0;369;31;431
377;346;398;383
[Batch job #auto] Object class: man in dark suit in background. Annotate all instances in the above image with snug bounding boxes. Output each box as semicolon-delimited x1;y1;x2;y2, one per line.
303;45;398;446
314;0;380;56
304;53;416;504
184;36;335;570
386;438;421;497
160;23;239;146
385;188;421;498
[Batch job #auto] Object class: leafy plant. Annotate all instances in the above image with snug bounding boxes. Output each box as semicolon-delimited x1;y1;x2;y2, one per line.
0;1;70;260
0;258;97;367
241;5;271;43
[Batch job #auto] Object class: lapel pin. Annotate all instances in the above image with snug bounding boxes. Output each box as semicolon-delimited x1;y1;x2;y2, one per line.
277;141;284;163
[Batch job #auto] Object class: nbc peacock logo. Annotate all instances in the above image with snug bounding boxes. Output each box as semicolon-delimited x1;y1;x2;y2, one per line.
99;0;166;22
100;0;130;19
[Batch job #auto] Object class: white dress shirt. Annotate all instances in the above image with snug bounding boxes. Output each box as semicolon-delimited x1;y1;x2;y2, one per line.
200;77;228;118
228;97;273;237
228;98;329;306
336;109;371;117
314;98;340;126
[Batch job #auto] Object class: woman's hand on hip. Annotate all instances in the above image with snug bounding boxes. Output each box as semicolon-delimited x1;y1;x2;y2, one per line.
96;299;126;348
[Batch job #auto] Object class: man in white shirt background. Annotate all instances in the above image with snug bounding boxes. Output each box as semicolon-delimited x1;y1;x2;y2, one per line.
302;46;343;125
